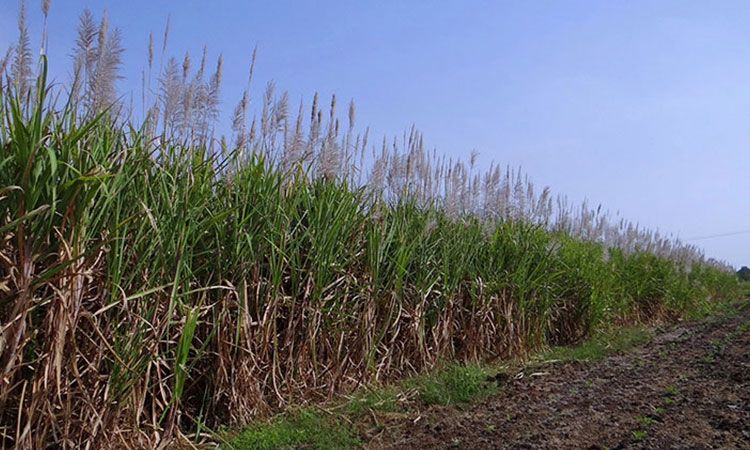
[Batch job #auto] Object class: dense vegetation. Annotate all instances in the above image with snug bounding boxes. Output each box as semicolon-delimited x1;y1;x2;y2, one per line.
0;3;740;448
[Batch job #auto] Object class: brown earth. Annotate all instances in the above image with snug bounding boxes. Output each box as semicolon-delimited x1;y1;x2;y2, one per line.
366;302;750;450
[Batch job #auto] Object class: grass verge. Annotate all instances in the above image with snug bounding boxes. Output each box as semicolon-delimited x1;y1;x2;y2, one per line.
540;326;654;361
406;362;498;406
221;408;360;450
221;362;496;449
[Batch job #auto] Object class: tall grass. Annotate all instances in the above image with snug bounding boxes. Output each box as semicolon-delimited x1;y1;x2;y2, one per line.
0;4;741;448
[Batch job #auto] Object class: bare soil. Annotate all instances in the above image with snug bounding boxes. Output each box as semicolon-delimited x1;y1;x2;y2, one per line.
367;302;750;449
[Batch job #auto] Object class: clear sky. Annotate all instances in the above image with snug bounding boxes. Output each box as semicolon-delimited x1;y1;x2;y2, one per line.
2;1;749;267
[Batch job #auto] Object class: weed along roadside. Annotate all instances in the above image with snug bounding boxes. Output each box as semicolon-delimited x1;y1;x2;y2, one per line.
221;362;498;449
0;4;746;450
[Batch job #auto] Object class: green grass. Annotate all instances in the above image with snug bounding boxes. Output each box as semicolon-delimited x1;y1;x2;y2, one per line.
223;408;359;450
541;326;653;361
340;362;498;415
223;363;495;449
635;415;656;425
406;363;498;406
632;430;647;440
740;281;750;297
341;386;402;417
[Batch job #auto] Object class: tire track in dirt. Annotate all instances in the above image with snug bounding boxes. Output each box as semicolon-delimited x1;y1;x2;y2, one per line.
368;302;750;449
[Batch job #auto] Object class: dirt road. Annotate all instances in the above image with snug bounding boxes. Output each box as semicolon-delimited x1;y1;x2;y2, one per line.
370;302;750;449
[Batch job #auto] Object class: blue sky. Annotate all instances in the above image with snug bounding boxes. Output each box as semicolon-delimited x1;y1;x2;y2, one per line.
2;1;749;267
